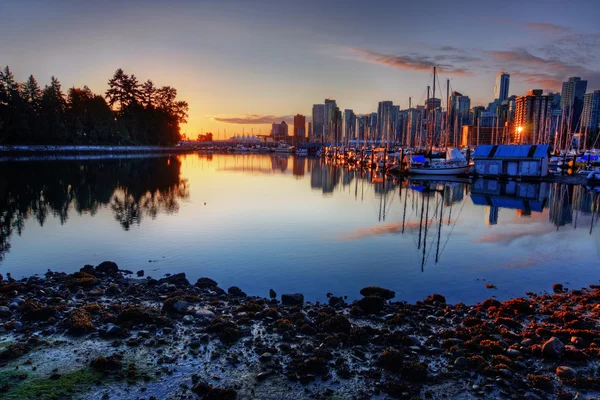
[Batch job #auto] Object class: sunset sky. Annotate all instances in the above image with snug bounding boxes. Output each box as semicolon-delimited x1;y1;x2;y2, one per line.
2;0;599;137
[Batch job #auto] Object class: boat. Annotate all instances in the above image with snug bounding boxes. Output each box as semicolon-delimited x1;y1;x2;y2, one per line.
409;148;471;175
295;148;308;156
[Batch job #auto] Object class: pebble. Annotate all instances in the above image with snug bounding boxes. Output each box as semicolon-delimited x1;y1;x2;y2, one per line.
259;352;273;362
542;336;564;358
556;366;576;379
506;349;521;357
105;323;120;336
0;306;11;317
195;309;215;319
183;315;194;324
8;302;19;310
454;357;468;368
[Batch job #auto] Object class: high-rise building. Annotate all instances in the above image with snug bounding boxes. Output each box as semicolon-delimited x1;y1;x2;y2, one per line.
514;89;552;143
356;115;366;141
307;121;312;139
560;77;588;131
343;109;355;141
449;91;471;146
293;114;306;139
494;73;510;102
582;90;600;132
311;104;326;142
377;101;394;141
271;121;288;139
324;99;337;141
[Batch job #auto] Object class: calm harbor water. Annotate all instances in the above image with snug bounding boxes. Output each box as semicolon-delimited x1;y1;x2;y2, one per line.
1;153;599;304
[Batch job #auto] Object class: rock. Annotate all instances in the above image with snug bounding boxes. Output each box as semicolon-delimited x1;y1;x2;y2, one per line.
195;277;218;289
80;265;95;274
0;306;11;317
105;323;121;337
552;283;564;293
571;336;584;346
356;296;385;314
183;315;194;324
521;339;534;347
136;270;144;277
359;286;395;300
257;370;274;381
259;352;273;362
281;293;304;306
269;289;277;299
75;289;85;299
424;294;446;304
12;298;24;306
164;300;188;314
195;309;215;319
542;337;564;358
227;286;246;297
159;273;190;287
8;302;19;311
189;339;201;349
88;289;104;296
454;357;468;368
106;284;121;295
407;335;421;347
506;349;521;357
556;366;576;379
96;261;119;274
498;369;513;378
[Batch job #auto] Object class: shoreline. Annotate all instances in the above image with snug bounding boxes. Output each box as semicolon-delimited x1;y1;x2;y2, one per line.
1;263;600;399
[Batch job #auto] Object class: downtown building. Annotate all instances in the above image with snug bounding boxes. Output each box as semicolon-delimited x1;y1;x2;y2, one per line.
448;91;471;146
561;77;588;132
271;121;289;140
377;101;394;141
311;104;326;141
514;90;552;144
494;73;510;103
293;114;306;143
582;90;600;132
343;109;356;141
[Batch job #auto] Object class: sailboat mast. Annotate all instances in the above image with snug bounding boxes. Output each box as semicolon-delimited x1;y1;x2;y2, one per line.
431;67;436;151
445;78;450;150
426;85;430;151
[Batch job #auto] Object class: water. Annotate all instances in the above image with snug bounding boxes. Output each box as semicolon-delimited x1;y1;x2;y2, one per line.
1;153;599;304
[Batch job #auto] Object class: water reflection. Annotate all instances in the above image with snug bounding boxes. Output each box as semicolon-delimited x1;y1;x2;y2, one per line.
0;156;188;260
1;154;599;297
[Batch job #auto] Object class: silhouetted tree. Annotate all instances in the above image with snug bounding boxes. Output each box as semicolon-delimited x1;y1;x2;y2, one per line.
41;76;67;142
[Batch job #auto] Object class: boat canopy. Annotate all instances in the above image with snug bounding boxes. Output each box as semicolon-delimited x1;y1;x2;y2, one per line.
446;148;466;162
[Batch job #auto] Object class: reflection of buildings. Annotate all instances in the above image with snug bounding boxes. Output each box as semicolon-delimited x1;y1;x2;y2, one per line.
292;157;306;177
484;206;499;225
309;159;340;194
471;179;548;224
270;155;289;172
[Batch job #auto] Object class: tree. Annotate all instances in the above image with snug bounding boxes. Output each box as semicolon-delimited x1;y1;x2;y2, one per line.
141;79;157;108
41;76;67;142
105;68;140;113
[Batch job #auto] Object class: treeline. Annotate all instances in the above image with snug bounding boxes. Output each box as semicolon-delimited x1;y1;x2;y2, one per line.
0;66;188;146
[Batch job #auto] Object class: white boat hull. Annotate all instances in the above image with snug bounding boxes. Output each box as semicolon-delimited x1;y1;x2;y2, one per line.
409;165;471;175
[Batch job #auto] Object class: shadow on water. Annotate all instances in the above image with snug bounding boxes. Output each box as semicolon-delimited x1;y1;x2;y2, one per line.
0;155;188;261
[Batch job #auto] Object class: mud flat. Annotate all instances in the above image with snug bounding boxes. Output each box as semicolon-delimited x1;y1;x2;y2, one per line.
1;262;600;399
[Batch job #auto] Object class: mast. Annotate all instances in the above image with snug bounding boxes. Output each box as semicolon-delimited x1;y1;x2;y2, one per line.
431;66;436;152
426;85;430;151
445;78;450;150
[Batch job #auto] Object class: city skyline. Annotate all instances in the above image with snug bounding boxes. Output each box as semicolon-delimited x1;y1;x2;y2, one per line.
2;0;600;137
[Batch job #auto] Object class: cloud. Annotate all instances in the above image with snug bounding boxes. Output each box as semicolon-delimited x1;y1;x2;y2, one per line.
488;47;600;90
524;22;569;34
211;114;296;124
344;47;472;75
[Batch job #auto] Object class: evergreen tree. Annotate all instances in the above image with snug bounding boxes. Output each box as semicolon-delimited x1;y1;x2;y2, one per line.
41;76;67;142
141;79;157;108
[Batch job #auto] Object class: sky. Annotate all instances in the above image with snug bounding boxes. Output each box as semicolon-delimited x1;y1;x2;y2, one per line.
2;0;600;137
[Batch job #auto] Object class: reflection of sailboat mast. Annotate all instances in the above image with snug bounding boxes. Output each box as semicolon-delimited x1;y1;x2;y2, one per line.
421;191;431;272
418;190;425;249
401;180;408;234
436;186;445;263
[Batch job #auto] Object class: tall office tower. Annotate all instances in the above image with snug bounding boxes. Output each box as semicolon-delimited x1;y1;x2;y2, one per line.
324;99;337;140
293;114;306;139
307;121;312;140
494;73;510;102
343;109;356;141
449;91;471;146
514;89;552;143
356;115;366;141
377;101;394;141
560;77;588;131
582;90;600;132
311;104;326;141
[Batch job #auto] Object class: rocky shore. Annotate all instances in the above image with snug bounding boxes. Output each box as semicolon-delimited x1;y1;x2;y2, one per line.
1;262;600;399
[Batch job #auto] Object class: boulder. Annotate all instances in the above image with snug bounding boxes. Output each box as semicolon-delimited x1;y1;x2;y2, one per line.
356;295;385;314
228;286;247;297
454;357;468;368
80;265;95;275
359;286;395;300
281;293;304;306
552;283;564;293
195;309;215;319
159;273;190;287
96;261;118;274
0;306;11;317
269;289;277;299
542;337;564;358
195;277;218;289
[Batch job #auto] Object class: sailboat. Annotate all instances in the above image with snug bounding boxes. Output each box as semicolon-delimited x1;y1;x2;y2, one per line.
409;148;471;175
